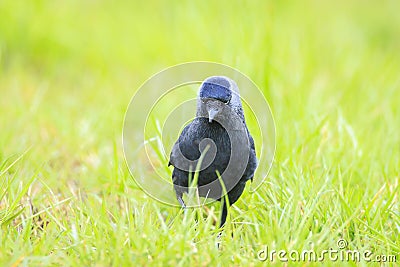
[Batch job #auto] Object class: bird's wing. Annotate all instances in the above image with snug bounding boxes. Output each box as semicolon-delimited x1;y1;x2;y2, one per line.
249;132;256;155
248;133;257;182
168;123;191;167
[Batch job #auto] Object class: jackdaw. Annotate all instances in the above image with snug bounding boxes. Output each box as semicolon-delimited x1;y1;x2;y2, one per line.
169;76;257;227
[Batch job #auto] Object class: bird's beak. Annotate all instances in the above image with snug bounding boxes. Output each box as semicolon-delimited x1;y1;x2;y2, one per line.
208;108;219;123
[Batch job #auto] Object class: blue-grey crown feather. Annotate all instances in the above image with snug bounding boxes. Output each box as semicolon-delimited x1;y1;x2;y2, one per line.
199;77;232;103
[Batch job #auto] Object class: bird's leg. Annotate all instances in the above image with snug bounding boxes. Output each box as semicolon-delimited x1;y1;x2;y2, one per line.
219;200;228;228
177;195;186;209
216;201;228;250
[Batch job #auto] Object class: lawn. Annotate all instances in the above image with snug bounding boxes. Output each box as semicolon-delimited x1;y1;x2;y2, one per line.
0;0;399;266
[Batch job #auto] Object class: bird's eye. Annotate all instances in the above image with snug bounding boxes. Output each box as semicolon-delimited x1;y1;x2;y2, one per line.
225;99;230;105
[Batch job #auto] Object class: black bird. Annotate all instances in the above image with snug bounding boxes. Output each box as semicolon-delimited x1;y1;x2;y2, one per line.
169;76;257;227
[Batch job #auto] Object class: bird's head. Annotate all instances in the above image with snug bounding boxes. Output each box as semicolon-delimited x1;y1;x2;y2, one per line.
197;76;244;123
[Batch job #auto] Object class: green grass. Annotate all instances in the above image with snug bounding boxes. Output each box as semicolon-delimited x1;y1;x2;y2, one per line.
0;0;399;266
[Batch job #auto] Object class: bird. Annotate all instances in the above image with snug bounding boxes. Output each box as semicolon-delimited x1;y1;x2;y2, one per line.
168;76;257;227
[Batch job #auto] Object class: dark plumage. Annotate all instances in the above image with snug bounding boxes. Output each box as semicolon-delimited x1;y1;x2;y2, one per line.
169;76;257;227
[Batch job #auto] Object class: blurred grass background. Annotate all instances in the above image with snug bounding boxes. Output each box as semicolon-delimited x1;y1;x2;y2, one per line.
0;0;399;266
